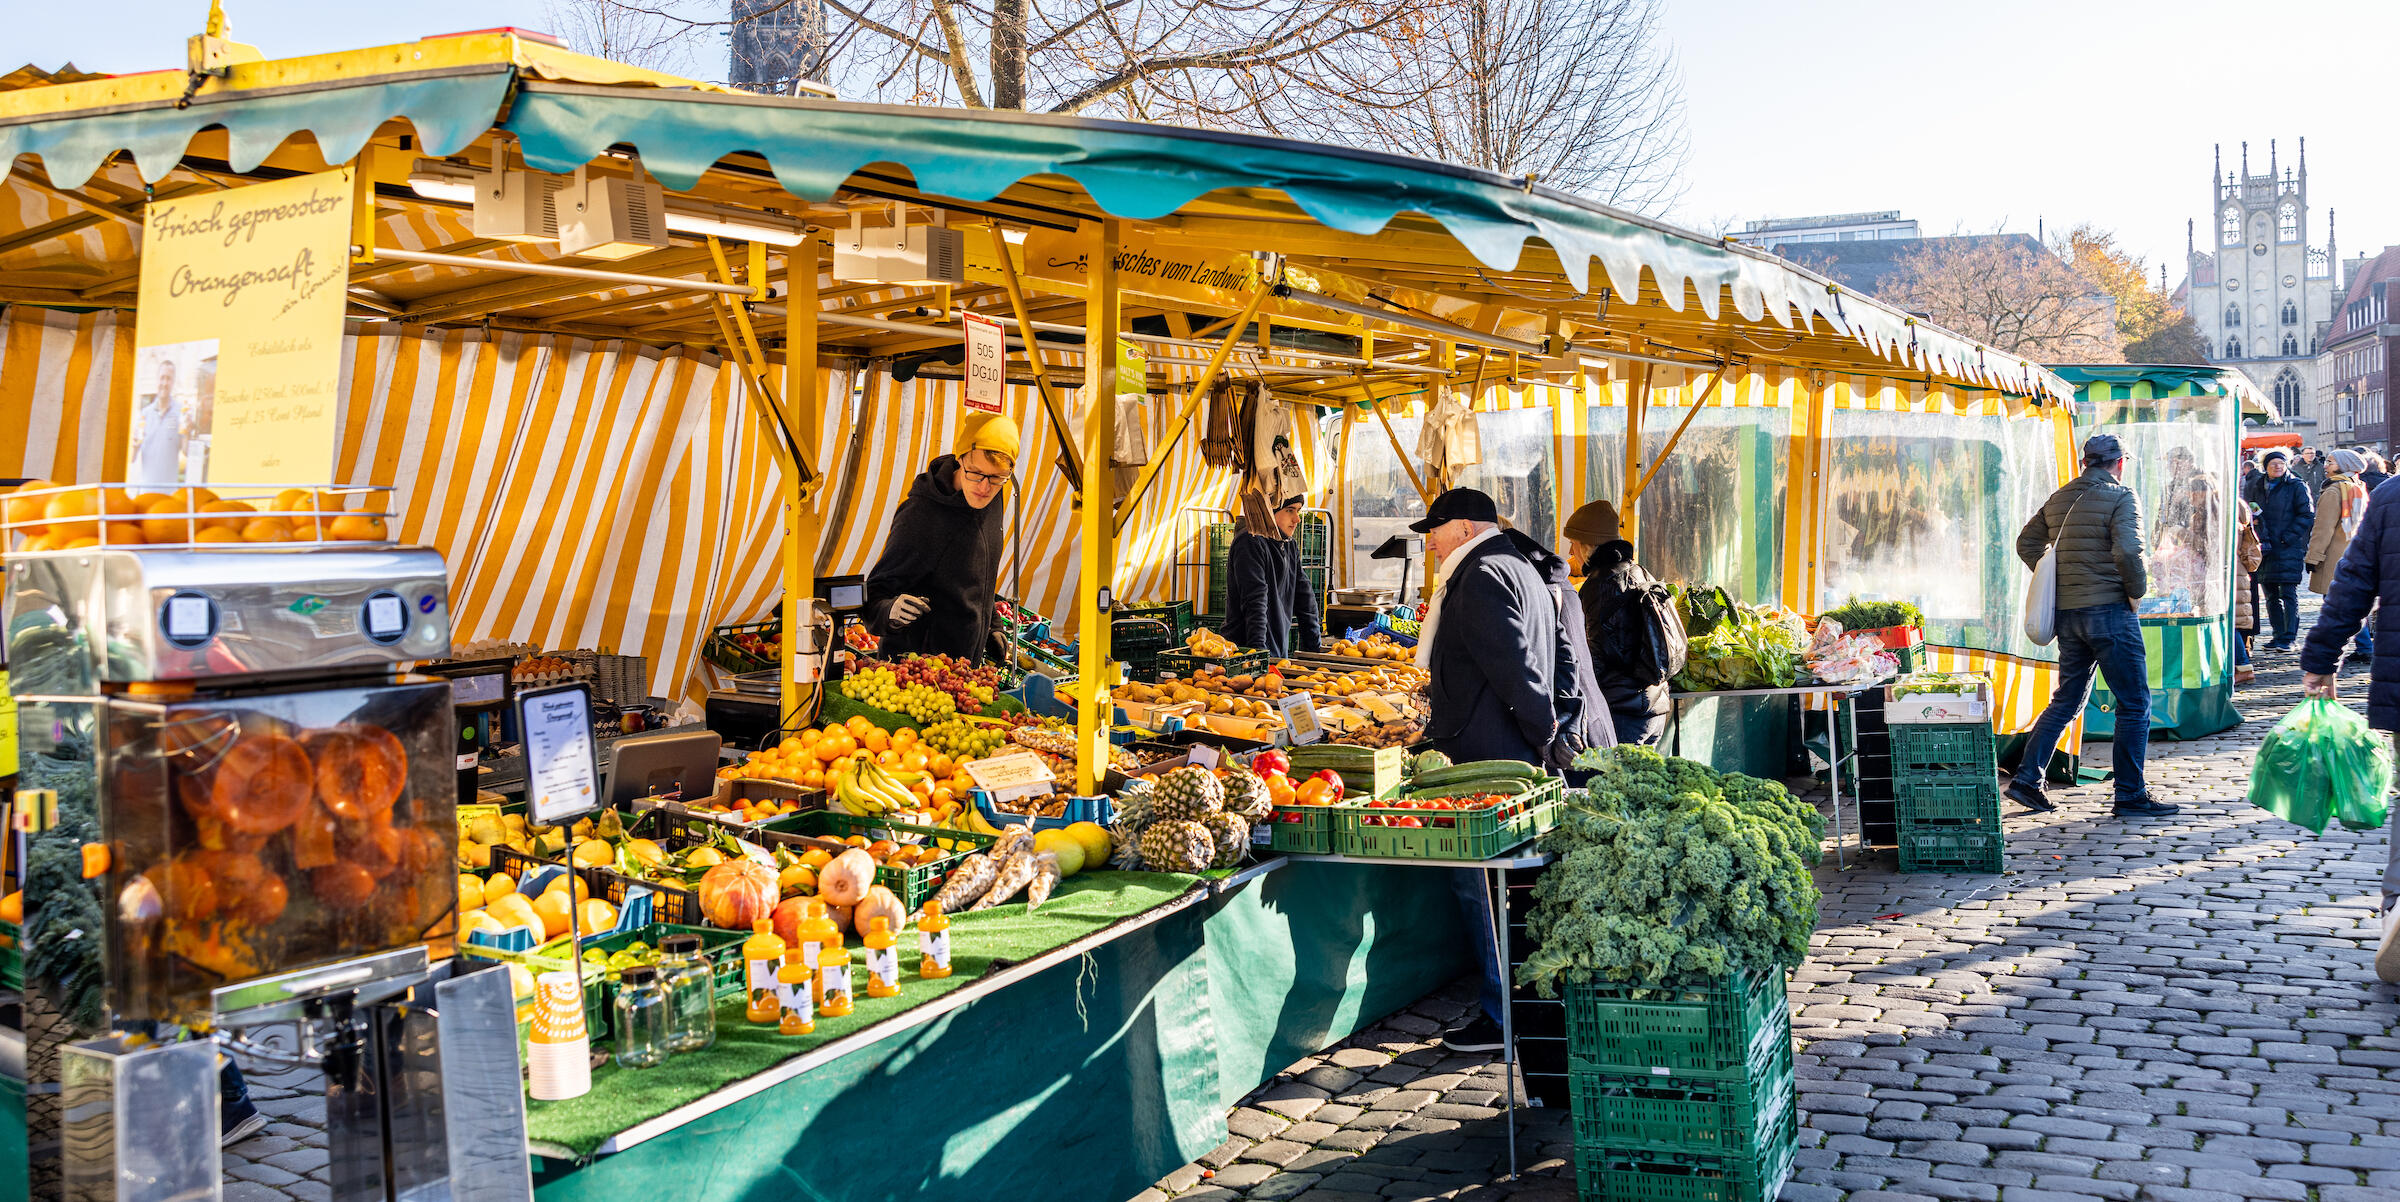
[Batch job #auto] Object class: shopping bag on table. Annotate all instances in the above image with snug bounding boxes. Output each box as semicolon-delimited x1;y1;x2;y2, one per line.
2248;699;2393;833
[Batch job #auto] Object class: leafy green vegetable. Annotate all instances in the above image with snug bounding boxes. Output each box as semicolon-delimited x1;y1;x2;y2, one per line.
1890;672;1986;698
1523;747;1822;995
1821;597;1925;631
23;740;107;1031
1668;585;1803;691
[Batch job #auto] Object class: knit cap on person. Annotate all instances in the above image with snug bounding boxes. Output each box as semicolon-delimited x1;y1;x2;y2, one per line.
2331;449;2368;476
1562;500;1622;545
955;414;1020;464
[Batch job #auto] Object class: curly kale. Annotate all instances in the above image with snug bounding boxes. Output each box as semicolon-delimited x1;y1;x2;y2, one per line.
1518;749;1822;996
23;744;108;1031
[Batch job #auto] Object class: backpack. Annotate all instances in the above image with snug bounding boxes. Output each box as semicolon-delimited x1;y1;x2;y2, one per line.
1600;571;1688;687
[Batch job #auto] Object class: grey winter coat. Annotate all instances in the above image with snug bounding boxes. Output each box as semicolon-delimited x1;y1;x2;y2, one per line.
2015;466;2148;611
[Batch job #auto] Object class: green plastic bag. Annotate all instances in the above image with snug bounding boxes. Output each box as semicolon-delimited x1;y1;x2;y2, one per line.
2248;699;2393;833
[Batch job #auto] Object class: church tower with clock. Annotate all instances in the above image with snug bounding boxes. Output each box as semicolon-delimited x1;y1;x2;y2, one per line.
2185;138;2337;424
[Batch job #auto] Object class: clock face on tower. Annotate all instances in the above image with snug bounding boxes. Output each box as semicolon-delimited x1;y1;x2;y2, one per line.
2254;242;2269;257
2228;277;2241;291
2284;275;2297;288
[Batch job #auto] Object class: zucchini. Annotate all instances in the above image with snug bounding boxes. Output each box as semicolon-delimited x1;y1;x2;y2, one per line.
1411;760;1545;790
1406;778;1534;800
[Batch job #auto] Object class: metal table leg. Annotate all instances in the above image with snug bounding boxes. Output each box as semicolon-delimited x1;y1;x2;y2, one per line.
1829;694;1849;869
1491;863;1518;1181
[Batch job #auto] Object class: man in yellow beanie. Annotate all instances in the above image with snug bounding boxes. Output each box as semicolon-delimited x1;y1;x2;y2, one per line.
862;414;1019;662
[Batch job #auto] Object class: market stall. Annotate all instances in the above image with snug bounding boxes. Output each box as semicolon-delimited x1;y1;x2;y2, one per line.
2;25;2087;1201
2057;364;2266;741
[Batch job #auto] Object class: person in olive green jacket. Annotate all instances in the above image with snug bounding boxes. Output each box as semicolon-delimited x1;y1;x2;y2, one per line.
2004;434;2175;819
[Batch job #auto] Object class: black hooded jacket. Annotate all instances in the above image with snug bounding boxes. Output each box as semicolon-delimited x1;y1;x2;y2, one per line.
1218;529;1323;656
1504;529;1616;759
1575;540;1672;724
862;455;1005;661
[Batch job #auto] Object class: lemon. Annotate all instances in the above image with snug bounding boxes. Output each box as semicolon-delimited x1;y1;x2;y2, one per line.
482;873;518;907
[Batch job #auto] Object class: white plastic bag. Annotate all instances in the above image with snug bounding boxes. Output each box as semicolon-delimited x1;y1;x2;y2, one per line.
2021;547;2059;646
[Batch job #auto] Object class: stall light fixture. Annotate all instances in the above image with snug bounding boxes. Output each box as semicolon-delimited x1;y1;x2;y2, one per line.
831;206;966;286
411;159;806;247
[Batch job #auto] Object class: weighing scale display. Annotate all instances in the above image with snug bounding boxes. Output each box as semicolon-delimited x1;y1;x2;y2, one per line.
829;583;865;609
365;594;406;639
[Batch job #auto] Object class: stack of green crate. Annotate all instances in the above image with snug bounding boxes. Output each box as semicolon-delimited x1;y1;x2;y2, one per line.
1566;969;1797;1202
1891;721;2003;873
1205;522;1235;615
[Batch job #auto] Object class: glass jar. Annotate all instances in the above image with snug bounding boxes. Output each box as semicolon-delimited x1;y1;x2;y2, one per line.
613;965;670;1069
657;933;717;1053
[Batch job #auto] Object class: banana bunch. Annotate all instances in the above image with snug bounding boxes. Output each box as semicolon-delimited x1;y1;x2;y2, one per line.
832;758;930;816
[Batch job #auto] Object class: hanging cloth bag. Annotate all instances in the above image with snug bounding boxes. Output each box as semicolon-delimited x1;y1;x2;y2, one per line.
2022;487;2098;647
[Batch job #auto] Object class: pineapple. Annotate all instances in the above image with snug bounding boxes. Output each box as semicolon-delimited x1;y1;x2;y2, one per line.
1220;771;1272;823
1138;819;1217;874
1201;812;1249;869
1155;766;1225;822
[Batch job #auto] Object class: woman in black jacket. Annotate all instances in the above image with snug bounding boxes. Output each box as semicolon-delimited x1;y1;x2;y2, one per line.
1563;500;1672;745
2245;449;2317;650
861;416;1017;661
1218;495;1323;657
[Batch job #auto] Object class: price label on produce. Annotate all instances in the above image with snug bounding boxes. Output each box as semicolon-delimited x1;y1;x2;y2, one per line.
964;750;1054;803
962;311;1006;413
1278;692;1323;745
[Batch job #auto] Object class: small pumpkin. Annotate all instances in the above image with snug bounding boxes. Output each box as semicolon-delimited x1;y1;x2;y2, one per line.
818;847;877;907
697;859;779;930
853;884;905;940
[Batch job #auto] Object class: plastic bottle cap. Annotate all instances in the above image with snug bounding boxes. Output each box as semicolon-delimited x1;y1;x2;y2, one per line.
659;933;702;956
620;965;658;986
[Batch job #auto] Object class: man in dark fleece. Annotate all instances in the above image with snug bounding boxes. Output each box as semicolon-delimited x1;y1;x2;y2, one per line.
861;415;1018;662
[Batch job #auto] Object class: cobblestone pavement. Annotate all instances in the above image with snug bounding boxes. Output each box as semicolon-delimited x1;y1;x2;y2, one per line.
1142;626;2400;1202
222;1046;331;1202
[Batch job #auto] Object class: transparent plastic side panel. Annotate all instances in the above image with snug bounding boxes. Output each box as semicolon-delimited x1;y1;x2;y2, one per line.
2085;393;2235;617
1818;410;2062;660
103;680;458;1024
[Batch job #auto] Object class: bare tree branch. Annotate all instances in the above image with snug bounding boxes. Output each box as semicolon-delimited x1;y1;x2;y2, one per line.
1878;228;2121;364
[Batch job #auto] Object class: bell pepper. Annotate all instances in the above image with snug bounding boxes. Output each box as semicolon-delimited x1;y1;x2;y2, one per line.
1308;769;1345;802
1267;774;1298;807
1251;749;1290;779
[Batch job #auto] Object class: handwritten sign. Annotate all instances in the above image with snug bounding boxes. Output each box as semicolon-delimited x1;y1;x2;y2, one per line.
132;168;352;486
964;751;1055;804
1278;692;1323;745
962;311;1006;413
519;684;600;826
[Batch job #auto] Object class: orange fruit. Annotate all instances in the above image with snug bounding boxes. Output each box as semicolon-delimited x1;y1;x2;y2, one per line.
195;499;254;533
18;532;58;552
62;536;101;549
798;848;834;870
240;516;293;543
136;492;194;544
5;480;55;533
44;488;100;541
530;889;573;939
579;898;618;933
194;527;243;544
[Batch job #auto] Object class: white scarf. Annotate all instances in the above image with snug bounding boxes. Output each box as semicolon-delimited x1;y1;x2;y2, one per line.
1416;527;1501;671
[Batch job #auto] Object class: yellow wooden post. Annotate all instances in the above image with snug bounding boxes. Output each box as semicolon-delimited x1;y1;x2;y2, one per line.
1075;219;1122;795
1619;361;1653;543
781;241;822;727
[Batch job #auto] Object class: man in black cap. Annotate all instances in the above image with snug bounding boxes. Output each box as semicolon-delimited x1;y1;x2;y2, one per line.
1409;487;1562;1054
2006;433;2175;818
2244;447;2316;649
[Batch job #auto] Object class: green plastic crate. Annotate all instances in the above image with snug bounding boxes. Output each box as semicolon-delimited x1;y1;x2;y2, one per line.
1285;743;1405;799
1119;600;1196;638
1265;801;1349;854
1338;778;1562;860
1889;722;1996;775
1896;825;2004;874
1565;969;1789;1080
1206;522;1236;615
1573;1107;1798;1202
1297;512;1330;566
1569;1041;1794;1159
1894;778;2001;826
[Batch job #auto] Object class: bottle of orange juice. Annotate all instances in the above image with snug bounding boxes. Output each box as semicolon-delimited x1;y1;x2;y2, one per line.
863;917;901;999
918;901;953;979
743;919;786;1025
775;949;814;1036
796;900;840;983
818;937;855;1018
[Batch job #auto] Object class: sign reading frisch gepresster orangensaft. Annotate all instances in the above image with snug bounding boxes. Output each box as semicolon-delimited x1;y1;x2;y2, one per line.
130;168;353;487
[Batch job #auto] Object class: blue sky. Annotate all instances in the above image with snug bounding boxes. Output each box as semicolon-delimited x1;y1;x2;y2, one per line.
17;1;2399;283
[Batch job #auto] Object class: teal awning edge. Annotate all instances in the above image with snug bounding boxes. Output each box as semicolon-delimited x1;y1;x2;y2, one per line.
503;84;2071;403
2048;363;2275;421
0;66;512;188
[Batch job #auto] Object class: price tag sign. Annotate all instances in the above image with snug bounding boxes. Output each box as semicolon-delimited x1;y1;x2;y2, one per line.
1186;742;1220;770
519;683;600;826
1278;692;1323;745
962;311;1007;413
964;750;1055;804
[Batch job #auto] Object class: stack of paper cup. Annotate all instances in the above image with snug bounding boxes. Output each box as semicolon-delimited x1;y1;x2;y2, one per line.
526;969;592;1100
